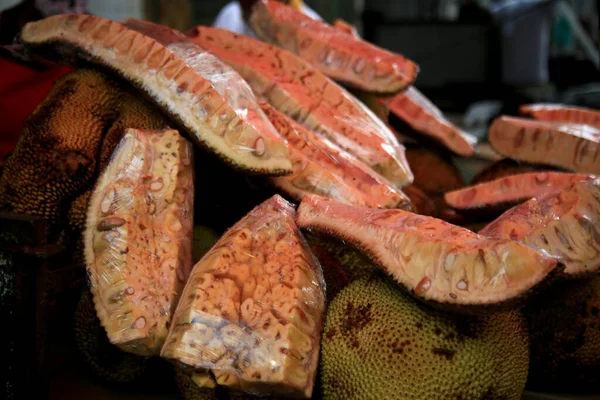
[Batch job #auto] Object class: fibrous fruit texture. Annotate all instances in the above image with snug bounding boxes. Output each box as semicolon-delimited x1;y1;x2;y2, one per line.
526;275;600;390
0;69;121;221
187;26;413;189
74;289;150;383
85;128;194;356
320;275;529;400
249;0;418;93
480;179;600;276
260;102;410;209
161;195;325;398
20;14;291;175
296;195;559;308
445;172;592;211
381;87;477;156
521;103;600;130
489;116;600;175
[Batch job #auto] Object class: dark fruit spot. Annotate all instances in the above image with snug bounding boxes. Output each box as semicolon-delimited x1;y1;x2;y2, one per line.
432;347;456;361
434;328;442;336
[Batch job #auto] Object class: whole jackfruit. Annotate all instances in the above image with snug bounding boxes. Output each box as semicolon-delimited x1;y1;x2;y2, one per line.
320;275;529;400
73;289;149;383
526;275;600;391
0;69;122;222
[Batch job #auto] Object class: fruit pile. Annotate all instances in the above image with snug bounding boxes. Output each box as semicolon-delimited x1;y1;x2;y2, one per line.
1;1;600;399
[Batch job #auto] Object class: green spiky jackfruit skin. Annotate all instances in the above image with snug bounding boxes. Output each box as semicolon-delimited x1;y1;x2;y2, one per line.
321;275;529;400
526;275;600;391
174;370;218;400
193;226;220;264
73;289;149;383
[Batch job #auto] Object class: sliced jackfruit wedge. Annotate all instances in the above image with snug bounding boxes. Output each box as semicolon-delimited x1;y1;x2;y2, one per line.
296;195;560;308
161;195;325;398
480;179;600;276
445;172;592;211
84;128;194;356
520;103;600;130
20;14;291;175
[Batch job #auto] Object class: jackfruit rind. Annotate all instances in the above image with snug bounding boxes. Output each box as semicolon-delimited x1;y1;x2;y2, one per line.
74;289;149;383
297;195;560;309
85;128;194;356
175;369;218;400
480;178;600;276
321;275;529;400
20;14;292;176
0;69;121;222
193;225;221;264
161;195;326;398
526;275;600;391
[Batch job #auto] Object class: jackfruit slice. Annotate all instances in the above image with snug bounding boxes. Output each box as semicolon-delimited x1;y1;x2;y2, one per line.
249;0;418;93
521;103;600;130
405;146;464;196
187;26;413;189
321;275;529;400
480;179;600;276
471;159;548;185
85;128;194;356
0;69;121;221
161;195;325;398
296;195;560;308
489;116;600;175
526;275;600;391
20;14;291;175
445;172;592;212
73;289;149;383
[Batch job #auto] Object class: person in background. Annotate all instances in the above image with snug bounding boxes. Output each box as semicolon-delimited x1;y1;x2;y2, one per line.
0;0;87;167
213;0;321;38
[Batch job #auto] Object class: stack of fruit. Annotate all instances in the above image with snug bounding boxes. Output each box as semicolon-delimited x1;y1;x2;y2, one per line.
1;1;600;398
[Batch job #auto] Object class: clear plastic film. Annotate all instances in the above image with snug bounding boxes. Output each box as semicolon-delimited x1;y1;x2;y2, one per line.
520;103;600;129
20;15;290;175
480;178;600;276
187;26;414;189
248;0;418;94
161;195;326;399
84;128;194;357
260;101;412;210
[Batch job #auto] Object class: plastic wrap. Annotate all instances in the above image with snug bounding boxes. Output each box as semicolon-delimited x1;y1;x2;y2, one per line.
489;116;600;175
260;101;411;209
187;26;414;189
249;0;418;94
520;103;600;129
296;194;560;309
480;178;600;276
20;14;291;176
444;172;593;210
84;128;194;356
379;87;478;157
161;195;325;398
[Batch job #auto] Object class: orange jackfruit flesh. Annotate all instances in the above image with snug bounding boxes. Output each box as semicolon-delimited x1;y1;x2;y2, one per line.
85;128;194;356
161;195;325;399
480;179;600;276
20;14;292;176
520;103;600;130
296;195;561;310
0;69;121;222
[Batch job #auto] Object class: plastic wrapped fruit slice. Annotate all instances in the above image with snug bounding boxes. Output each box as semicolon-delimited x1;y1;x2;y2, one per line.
445;172;593;211
249;0;418;93
19;14;291;176
187;26;413;189
379;87;477;156
489;116;600;175
260;102;411;209
84;128;194;356
480;179;600;276
520;104;600;130
296;195;560;309
161;195;325;398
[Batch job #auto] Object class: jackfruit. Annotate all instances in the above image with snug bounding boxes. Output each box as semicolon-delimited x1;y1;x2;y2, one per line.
73;289;149;383
526;275;600;391
321;275;529;400
405;146;464;196
0;69;122;222
193;225;220;264
175;369;218;400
